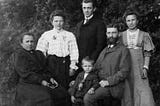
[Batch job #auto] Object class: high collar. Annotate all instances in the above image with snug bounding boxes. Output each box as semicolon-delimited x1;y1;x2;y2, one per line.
84;14;93;20
52;28;64;33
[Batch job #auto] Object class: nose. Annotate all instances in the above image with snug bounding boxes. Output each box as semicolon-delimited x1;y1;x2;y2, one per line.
28;41;33;46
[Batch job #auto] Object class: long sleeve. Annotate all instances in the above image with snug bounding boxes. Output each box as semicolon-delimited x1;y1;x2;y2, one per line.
36;33;49;56
68;33;79;67
15;50;44;84
107;47;131;86
90;21;106;61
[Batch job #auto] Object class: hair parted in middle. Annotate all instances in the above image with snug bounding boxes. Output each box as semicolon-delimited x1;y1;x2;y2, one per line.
49;9;66;23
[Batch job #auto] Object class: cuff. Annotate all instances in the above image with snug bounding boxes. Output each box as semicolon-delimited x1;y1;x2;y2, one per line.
70;61;78;70
143;65;149;70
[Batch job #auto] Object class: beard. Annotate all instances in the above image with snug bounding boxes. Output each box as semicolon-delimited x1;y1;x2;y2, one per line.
107;37;118;45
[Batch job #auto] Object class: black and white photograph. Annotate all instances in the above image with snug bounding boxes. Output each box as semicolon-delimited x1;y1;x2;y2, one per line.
0;0;160;106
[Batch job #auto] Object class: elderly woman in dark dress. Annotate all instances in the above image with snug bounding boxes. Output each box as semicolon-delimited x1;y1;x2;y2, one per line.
14;32;71;106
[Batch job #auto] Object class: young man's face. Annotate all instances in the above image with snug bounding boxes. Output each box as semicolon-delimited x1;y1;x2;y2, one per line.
126;14;138;30
21;35;35;51
82;2;95;18
82;61;93;73
106;27;119;44
51;16;64;30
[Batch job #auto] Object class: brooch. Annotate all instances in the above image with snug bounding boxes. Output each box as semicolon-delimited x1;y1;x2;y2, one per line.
53;35;56;40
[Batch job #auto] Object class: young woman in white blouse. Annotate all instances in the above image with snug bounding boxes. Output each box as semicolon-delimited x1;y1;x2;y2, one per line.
36;10;79;89
121;10;155;106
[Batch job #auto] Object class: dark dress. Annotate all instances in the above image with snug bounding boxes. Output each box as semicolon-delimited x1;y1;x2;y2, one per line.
14;47;70;106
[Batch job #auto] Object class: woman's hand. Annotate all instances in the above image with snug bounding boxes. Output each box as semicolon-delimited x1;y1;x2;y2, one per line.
41;80;49;86
141;68;148;79
71;96;76;103
69;68;75;76
87;88;95;95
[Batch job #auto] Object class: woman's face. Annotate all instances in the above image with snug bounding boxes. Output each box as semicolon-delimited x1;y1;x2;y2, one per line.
21;35;34;51
125;14;138;30
51;16;64;30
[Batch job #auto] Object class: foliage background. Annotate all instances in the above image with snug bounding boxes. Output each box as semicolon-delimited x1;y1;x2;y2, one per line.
0;0;160;106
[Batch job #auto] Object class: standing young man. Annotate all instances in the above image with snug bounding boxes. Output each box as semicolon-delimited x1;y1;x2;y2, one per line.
76;0;106;62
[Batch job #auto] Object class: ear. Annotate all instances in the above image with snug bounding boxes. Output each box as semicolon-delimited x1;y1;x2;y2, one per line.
93;7;96;12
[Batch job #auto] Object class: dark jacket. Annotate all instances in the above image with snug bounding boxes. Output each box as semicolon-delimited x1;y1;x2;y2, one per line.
76;16;106;62
95;42;131;99
70;71;99;98
14;47;53;106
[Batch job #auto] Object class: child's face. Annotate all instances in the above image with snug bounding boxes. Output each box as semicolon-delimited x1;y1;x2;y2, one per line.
82;61;93;73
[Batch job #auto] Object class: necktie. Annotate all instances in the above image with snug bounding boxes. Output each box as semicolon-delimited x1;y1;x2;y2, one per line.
84;19;89;24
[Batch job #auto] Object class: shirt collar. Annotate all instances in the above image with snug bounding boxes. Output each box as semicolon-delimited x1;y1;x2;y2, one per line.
52;28;64;33
85;14;93;20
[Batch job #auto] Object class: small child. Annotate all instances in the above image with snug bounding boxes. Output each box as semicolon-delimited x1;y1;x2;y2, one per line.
69;56;99;106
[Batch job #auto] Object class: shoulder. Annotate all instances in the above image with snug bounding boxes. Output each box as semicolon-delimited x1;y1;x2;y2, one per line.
117;43;129;52
41;30;54;39
93;18;105;26
139;30;150;37
76;72;84;79
63;30;74;35
63;30;76;39
35;50;45;57
87;72;98;80
120;31;127;36
15;48;29;60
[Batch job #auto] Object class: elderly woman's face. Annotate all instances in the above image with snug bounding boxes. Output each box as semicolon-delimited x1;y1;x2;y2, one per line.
21;35;34;51
51;16;64;30
126;14;138;30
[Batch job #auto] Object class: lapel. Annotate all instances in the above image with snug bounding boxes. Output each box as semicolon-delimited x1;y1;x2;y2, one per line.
77;21;83;39
82;16;94;26
122;31;128;46
84;73;93;81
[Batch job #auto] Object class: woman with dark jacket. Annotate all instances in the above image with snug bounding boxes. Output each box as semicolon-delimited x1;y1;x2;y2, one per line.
14;32;71;106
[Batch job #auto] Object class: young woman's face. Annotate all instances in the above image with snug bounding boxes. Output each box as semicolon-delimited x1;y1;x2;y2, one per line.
51;16;64;30
126;14;138;30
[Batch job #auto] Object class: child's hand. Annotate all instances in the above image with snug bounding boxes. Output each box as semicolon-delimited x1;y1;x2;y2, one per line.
71;96;76;103
69;80;75;87
78;83;83;91
87;88;95;95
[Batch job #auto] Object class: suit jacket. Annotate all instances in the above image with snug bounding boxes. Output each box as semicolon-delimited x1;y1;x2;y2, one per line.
76;16;106;62
70;71;99;98
95;42;131;99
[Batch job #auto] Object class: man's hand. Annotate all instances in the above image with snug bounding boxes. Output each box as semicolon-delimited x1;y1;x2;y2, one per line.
71;96;76;103
87;88;95;95
99;80;109;87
